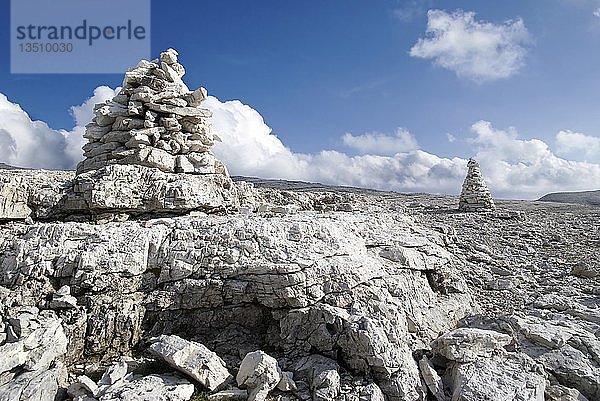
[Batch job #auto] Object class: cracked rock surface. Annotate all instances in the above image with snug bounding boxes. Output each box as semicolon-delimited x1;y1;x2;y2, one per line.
0;175;597;400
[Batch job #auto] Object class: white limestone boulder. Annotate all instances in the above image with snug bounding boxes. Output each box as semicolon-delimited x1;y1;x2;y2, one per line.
236;350;282;401
97;374;194;401
432;328;512;363
149;335;231;391
450;352;545;401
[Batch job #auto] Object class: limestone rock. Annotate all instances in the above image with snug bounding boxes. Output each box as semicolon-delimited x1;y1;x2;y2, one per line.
65;164;242;216
458;159;496;212
149;335;231;391
236;350;282;401
78;375;99;395
0;363;66;401
432;328;512;362
97;374;194;401
277;371;297;392
0;308;68;373
418;356;445;401
0;185;474;400
538;345;600;400
450;352;545;401
209;389;248;400
358;383;386;401
545;383;590;401
48;285;77;309
98;362;129;386
0;169;72;220
0;180;31;220
0;168;597;401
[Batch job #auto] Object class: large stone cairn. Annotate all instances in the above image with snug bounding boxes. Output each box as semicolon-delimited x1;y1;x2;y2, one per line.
77;48;225;176
458;158;496;212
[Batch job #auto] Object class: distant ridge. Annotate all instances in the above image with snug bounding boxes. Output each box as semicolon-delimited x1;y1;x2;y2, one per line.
538;190;600;207
0;163;21;170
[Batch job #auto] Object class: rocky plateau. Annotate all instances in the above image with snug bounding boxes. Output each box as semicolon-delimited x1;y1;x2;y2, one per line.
0;50;598;401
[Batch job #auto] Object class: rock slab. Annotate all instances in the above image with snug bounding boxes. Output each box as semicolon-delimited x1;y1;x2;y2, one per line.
149;335;231;391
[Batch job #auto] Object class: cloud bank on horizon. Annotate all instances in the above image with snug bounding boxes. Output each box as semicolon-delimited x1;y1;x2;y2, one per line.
0;88;598;200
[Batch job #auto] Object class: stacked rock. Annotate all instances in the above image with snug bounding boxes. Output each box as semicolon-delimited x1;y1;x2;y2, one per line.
458;159;496;212
77;48;225;176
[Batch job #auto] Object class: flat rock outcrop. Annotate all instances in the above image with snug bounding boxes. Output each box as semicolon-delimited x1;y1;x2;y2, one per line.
0;208;474;400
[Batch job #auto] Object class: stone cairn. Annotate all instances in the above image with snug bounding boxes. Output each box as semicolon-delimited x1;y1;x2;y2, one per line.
458;158;496;212
77;48;225;176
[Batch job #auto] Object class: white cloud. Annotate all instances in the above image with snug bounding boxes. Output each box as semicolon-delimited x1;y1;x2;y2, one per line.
594;7;600;17
393;0;431;23
63;86;119;166
209;97;599;199
555;130;600;163
341;128;419;155
207;95;464;194
1;89;599;200
468;121;600;198
447;133;456;142
410;9;531;82
0;94;69;169
0;87;116;169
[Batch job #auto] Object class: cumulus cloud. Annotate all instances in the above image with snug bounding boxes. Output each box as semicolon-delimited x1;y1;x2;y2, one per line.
468;121;600;198
63;86;119;166
1;88;599;200
555;130;600;163
207;95;464;194
410;9;531;82
0;87;116;169
208;97;599;199
341;129;419;155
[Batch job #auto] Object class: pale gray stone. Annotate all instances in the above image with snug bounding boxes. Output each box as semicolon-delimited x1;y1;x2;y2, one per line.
112;117;145;131
48;285;77;309
185;152;216;174
209;389;248;400
147;103;212;118
67;164;240;214
450;352;545;401
237;350;282;401
432;328;512;363
149;335;231;391
97;374;194;401
0;308;68;373
538;345;600;400
78;375;99;395
277;371;296;391
160;48;179;65
183;87;208;107
99;362;129;386
0;364;65;401
418;356;445;401
0;181;31;220
160;116;182;132
124;133;152;149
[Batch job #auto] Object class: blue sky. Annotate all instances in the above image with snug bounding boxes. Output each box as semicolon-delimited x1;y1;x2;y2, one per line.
1;0;599;198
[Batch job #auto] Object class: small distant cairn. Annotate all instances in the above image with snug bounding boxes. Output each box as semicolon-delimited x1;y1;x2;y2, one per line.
458;159;496;212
